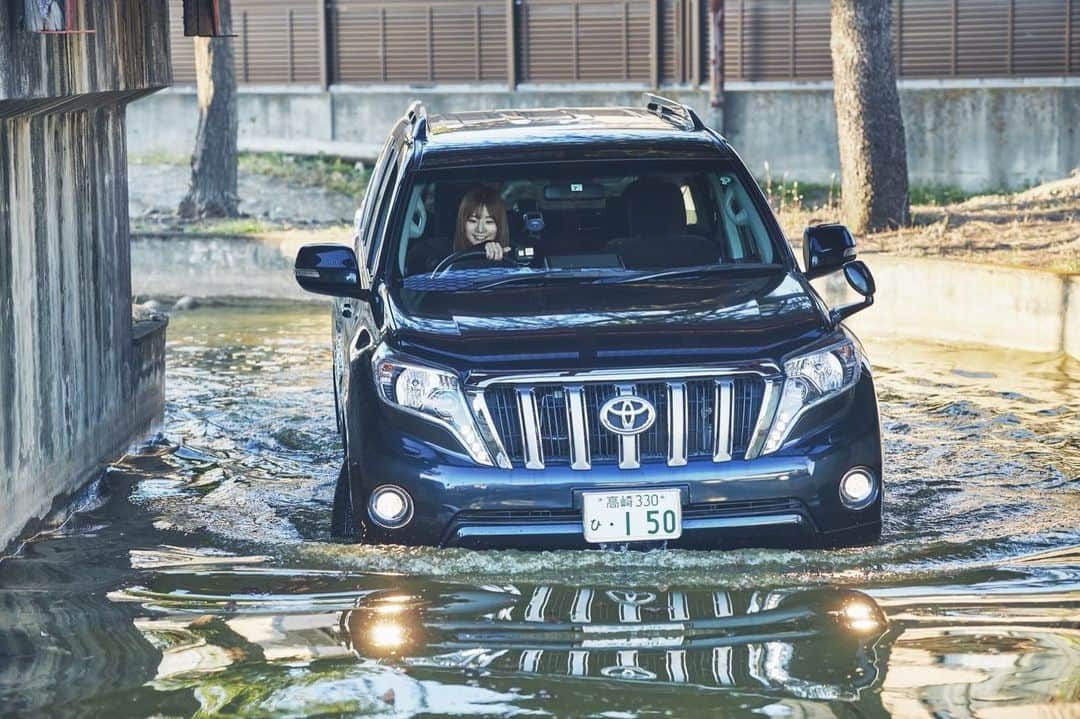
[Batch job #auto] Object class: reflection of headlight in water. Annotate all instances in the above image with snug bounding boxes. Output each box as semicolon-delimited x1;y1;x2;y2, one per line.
370;621;406;650
842;599;882;634
374;603;407;615
373;595;413;615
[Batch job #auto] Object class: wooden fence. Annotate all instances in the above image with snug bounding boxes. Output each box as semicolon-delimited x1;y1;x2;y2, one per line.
169;0;1080;86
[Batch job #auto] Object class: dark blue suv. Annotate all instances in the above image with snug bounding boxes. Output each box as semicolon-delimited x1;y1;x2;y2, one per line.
294;95;882;549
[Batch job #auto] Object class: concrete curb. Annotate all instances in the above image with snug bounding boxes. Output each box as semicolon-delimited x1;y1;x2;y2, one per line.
131;235;1080;360
132;233;324;304
815;255;1080;358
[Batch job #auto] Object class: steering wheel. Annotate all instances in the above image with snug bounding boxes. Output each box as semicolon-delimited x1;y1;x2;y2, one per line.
430;246;514;277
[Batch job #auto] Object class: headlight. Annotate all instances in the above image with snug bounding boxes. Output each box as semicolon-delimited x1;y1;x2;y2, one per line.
372;344;504;467
762;338;862;454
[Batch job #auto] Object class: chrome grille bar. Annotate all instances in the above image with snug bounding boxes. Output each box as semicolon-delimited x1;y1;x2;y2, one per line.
713;379;734;462
516;387;544;469
616;384;640;470
744;378;781;460
565;385;591;470
667;382;687;467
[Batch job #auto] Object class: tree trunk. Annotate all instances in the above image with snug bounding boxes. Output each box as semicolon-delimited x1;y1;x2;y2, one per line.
831;0;909;234
179;0;238;219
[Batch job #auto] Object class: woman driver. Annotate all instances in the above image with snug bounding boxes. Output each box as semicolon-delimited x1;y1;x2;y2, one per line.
454;185;511;261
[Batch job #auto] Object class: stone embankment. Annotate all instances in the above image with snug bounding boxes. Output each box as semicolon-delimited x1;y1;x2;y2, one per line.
815;257;1079;360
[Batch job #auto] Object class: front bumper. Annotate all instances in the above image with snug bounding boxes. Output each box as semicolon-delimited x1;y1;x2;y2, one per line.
351;373;882;549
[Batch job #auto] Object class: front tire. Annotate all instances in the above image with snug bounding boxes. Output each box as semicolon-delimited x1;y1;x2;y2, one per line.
330;462;360;541
821;520;882;548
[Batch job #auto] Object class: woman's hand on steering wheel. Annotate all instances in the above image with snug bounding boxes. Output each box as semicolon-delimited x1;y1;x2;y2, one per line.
483;241;510;261
430;244;514;276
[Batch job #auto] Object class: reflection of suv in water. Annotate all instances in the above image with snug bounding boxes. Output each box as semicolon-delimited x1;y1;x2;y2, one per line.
294;95;882;549
344;582;888;701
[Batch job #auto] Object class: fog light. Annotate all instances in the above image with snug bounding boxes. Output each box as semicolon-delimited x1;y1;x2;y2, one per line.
839;468;877;510
369;485;413;528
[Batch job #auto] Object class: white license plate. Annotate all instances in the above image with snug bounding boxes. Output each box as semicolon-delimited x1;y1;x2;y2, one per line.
582;489;683;543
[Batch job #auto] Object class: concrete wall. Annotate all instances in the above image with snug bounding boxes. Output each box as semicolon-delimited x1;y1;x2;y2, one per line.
0;0;172;550
128;79;1080;191
131;234;316;302
1066;276;1080;361
0;1;171;112
814;256;1078;357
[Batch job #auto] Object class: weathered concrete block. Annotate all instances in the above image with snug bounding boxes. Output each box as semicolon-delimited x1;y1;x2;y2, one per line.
131;234;324;302
1065;276;1080;362
816;256;1070;355
0;0;171;105
1;0;171;550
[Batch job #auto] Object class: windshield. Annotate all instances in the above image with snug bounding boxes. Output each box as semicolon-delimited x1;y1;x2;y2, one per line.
391;161;784;293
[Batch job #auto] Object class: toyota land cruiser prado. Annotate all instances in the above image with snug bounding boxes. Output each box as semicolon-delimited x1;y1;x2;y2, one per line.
294;95;882;549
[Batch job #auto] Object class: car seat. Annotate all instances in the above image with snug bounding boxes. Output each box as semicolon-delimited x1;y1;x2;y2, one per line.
606;179;719;269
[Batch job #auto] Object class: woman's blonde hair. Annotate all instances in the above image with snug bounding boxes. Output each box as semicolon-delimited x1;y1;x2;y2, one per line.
453;185;509;252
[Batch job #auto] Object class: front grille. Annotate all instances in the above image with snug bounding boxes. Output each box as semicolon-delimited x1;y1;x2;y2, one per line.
452;499;803;526
484;375;767;469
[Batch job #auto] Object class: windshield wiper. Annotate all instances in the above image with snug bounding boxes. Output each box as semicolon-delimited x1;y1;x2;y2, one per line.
470;263;783;290
473;270;616;291
608;263;784;285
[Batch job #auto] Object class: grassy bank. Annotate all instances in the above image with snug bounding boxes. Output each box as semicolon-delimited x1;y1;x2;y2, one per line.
238;153;370;203
765;170;1078;274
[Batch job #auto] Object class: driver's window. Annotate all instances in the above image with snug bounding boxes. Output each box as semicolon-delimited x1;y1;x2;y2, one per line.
356;136;394;251
366;161;400;272
398;185;429;275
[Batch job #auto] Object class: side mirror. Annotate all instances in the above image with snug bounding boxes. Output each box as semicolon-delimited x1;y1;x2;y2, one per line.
843;260;875;297
803;223;856;280
830;260;875;326
294;244;371;301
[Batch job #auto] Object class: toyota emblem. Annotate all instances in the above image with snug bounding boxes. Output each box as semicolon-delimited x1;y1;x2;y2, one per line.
599;395;657;436
605;590;657;606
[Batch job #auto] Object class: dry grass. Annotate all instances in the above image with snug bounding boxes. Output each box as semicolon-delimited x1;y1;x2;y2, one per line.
770;169;1080;274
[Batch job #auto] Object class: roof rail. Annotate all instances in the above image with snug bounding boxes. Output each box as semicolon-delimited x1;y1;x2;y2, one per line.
406;100;429;143
644;93;705;132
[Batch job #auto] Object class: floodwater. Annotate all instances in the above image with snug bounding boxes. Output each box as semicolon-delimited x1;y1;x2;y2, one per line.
1;303;1078;718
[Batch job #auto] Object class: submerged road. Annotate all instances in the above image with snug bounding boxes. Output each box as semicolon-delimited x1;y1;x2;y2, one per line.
1;303;1077;717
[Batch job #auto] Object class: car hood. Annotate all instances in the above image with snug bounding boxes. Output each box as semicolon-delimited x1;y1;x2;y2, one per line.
386;271;830;372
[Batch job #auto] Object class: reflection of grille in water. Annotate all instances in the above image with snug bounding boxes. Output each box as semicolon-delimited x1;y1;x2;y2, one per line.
491;645;750;688
483;376;766;468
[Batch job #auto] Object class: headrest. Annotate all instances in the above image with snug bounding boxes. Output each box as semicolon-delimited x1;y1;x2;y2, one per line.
434;182;473;237
622;179;686;238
